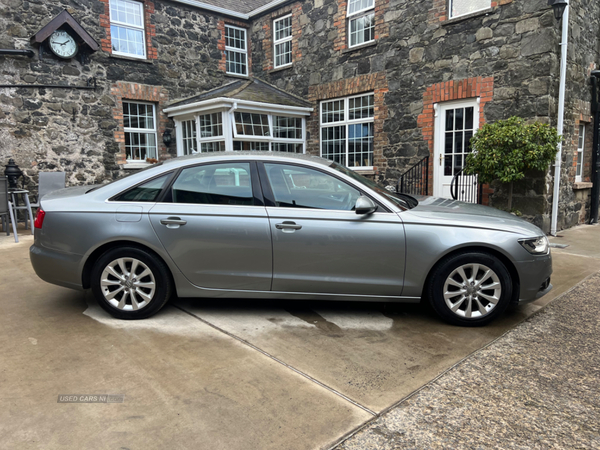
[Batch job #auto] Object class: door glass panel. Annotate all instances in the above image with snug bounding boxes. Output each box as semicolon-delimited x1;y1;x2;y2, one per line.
445;132;453;154
454;108;464;130
464;130;473;152
444;155;452;176
171;163;253;205
445;110;454;131
264;163;360;210
465;107;474;129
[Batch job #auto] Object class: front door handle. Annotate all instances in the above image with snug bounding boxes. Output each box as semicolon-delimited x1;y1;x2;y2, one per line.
275;221;302;231
160;217;187;228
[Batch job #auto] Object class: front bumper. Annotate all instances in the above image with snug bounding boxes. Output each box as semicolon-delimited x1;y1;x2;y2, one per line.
30;244;84;290
514;253;553;304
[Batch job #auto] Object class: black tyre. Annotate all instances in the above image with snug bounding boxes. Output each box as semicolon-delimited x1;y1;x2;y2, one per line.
427;252;512;327
91;247;172;319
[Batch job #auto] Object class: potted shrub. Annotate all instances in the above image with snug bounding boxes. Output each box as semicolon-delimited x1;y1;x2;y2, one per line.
464;116;561;212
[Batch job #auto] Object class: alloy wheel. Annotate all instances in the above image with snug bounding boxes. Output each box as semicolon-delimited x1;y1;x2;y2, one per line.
443;263;502;319
100;257;156;311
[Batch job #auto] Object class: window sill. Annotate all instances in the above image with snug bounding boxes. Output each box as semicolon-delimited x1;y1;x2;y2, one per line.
342;40;377;54
352;167;375;175
109;54;153;64
225;73;250;80
122;162;152;170
574;181;593;190
268;64;293;74
442;7;494;26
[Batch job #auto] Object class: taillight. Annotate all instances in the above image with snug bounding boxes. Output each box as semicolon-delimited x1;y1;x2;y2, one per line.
34;209;46;229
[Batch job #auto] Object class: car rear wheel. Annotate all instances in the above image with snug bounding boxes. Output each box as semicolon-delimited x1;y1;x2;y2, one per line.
91;247;172;319
427;252;512;327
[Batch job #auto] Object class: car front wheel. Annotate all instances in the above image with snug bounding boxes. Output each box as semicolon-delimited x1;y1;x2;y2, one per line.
91;247;172;319
427;252;512;327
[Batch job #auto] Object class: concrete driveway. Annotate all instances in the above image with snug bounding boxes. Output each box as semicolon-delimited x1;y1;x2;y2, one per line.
1;225;599;449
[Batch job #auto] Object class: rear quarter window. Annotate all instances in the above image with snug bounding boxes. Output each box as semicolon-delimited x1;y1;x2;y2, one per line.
112;173;171;202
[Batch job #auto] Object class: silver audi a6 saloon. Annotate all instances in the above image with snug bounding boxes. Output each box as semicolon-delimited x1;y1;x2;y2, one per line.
30;152;552;326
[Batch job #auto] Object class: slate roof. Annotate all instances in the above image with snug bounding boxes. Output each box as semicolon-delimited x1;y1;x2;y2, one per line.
193;0;275;14
167;78;312;109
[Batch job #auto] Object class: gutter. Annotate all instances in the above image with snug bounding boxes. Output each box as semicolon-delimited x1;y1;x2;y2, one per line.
170;0;293;19
550;1;569;236
163;97;313;116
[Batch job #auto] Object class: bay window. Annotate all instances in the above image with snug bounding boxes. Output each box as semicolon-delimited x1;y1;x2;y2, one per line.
174;110;306;155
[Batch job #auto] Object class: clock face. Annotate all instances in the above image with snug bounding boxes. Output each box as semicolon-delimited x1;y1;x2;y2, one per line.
49;30;78;59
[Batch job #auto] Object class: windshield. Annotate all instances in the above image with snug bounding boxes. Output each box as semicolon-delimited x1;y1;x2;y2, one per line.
330;162;418;209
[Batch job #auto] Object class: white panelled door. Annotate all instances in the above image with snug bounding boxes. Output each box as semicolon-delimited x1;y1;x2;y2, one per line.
433;99;479;199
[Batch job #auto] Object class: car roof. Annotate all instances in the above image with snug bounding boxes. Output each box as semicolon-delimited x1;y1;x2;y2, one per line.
160;151;332;168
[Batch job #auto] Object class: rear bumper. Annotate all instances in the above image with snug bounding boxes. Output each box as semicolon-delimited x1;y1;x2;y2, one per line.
30;244;84;290
514;253;553;304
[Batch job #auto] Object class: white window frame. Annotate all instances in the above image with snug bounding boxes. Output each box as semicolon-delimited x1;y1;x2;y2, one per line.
319;93;375;170
178;118;197;156
225;25;248;76
449;0;491;19
576;124;585;182
347;0;375;48
174;110;305;156
273;14;293;69
123;101;157;163
109;0;147;59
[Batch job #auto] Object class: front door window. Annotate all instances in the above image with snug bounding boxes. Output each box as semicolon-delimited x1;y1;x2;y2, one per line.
264;163;360;210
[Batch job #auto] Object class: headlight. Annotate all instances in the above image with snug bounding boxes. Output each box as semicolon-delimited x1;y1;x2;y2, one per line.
519;236;549;255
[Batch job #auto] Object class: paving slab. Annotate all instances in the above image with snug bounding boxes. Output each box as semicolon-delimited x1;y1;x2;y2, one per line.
0;240;370;450
1;224;598;449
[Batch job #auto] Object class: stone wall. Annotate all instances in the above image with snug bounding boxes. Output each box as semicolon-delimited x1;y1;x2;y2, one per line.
554;0;600;229
0;0;230;190
250;0;600;232
0;0;598;232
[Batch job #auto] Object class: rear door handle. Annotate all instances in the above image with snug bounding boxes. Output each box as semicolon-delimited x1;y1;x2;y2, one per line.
275;221;302;231
160;217;187;228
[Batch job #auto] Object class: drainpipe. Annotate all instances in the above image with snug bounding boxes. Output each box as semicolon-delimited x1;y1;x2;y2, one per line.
590;71;600;223
550;1;569;236
0;49;34;58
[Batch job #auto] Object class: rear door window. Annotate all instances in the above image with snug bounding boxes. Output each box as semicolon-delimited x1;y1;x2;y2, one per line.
171;162;254;205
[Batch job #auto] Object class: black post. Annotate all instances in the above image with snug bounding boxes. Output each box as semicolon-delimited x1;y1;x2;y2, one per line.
590;72;600;223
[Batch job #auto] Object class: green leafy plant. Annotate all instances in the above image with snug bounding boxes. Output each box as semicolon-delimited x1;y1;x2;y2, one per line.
464;116;561;211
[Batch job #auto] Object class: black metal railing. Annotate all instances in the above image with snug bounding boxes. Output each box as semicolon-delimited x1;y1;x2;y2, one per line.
398;156;429;196
450;167;482;204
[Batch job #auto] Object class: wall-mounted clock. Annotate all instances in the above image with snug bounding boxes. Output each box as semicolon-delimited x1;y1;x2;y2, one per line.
48;29;78;59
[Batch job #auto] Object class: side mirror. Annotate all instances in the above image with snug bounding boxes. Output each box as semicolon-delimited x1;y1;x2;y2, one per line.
355;196;377;215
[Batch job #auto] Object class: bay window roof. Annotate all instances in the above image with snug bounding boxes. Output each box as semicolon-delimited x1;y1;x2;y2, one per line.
164;78;312;117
